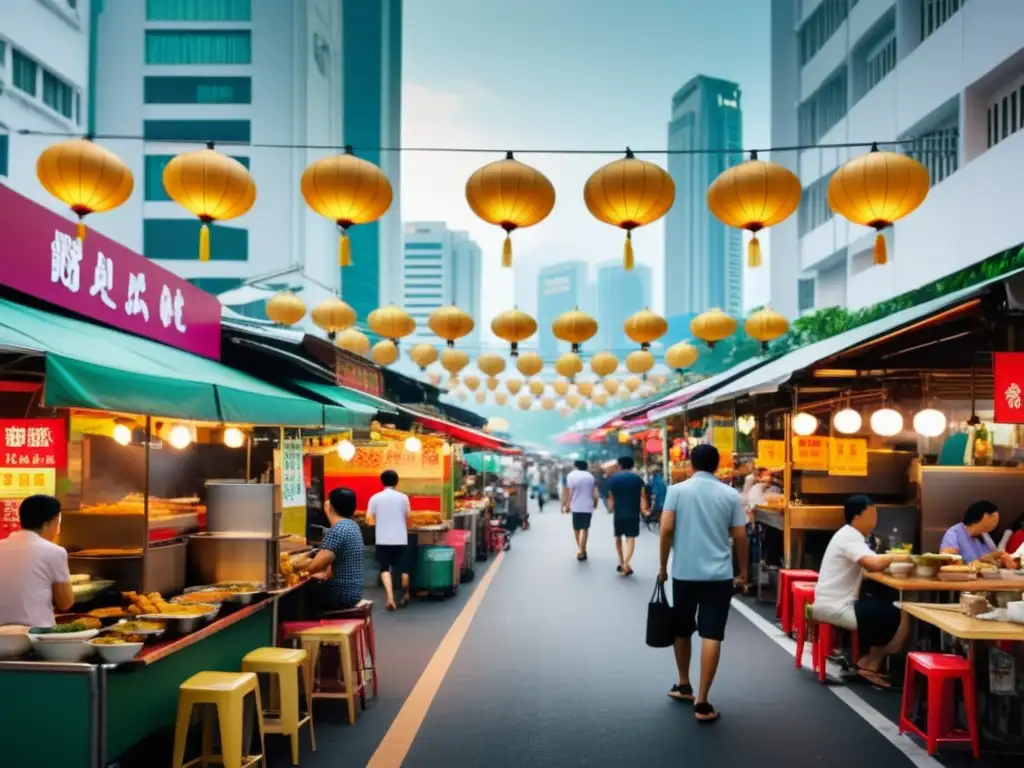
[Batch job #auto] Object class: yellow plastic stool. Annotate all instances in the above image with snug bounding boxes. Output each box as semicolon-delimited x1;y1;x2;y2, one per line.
171;671;266;768
297;623;364;725
242;647;315;765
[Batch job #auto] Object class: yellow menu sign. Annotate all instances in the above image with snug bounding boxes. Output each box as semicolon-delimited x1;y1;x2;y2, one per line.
712;426;735;457
792;436;830;471
756;440;785;470
829;438;868;476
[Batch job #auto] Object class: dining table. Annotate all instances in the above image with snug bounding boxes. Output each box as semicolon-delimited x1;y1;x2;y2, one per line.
866;571;1024;602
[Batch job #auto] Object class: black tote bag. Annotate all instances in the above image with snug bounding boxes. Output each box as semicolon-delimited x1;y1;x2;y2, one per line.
646;580;674;648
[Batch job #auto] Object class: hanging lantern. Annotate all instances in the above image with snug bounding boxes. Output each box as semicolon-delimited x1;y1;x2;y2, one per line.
367;305;416;344
792;412;819;436
618;388;631;401
828;144;929;266
516;352;544;377
584;148;675;270
311;296;356;339
447;375;460;390
463;375;481;392
576;380;595;398
638;383;655;398
36;138;134;241
163;143;256;261
428;305;474;347
592;391;610;407
476;353;507;378
553;378;570;396
566;393;582;409
624;308;668;350
589;351;619;378
455;389;469;402
465;153;555;267
475;391;487;405
528;378;546;396
691;308;737;349
552;308;598;353
624;376;641;393
427;371;442;386
665;342;699;373
335;328;371;356
707;152;801;268
490;308;537;356
371;339;399;366
517;394;534;410
870;408;904;437
554;352;583;380
265;292;307;326
617;430;631;444
486;376;500;391
540;396;556;411
440;348;470;376
506;379;524;395
603;378;620;395
833;409;862;435
625;350;655;375
744;306;789;351
495;391;509;405
408;343;438;371
301;146;393;267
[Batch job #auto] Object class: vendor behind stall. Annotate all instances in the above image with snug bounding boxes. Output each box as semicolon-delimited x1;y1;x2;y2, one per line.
940;500;1014;566
290;487;364;616
0;495;74;628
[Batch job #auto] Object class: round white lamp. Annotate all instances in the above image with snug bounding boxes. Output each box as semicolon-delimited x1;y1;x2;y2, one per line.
832;409;862;435
870;408;904;437
168;424;193;450
113;424;132;446
223;427;245;448
337;439;356;461
792;412;819;436
404;436;422;453
912;408;947;438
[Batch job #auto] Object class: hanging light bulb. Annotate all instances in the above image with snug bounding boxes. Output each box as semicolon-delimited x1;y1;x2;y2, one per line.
405;435;422;453
113;424;132;446
870;408;904;437
223;427;245;448
337;439;356;461
912;408;947;438
441;442;451;456
791;412;818;436
168;424;193;450
832;409;862;435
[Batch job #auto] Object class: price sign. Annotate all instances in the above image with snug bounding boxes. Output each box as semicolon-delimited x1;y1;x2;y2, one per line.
792;436;829;471
281;436;305;509
0;419;66;469
756;440;785;470
828;438;868;476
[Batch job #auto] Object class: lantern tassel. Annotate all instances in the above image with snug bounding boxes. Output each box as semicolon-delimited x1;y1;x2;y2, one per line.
339;231;352;267
76;220;86;242
748;234;762;268
501;233;513;268
624;232;634;271
873;232;887;266
199;223;210;262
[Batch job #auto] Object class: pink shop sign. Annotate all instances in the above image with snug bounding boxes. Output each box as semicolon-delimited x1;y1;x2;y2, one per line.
0;184;221;360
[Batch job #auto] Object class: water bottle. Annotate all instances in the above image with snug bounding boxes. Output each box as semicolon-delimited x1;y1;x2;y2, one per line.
887;528;900;552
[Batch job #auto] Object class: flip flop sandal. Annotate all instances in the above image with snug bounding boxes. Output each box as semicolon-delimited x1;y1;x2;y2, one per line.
668;683;694;702
694;702;720;723
616;565;623;572
855;669;892;689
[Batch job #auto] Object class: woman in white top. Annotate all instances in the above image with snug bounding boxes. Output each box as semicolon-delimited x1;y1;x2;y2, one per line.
368;469;411;610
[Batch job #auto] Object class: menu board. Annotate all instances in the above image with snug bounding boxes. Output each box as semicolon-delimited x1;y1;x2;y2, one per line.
0;419;64;539
277;430;306;537
792;436;830;471
756;440;785;470
828;438;868;476
711;426;735;457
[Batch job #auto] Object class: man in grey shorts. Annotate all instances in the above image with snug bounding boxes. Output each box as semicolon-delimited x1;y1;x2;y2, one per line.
562;459;599;561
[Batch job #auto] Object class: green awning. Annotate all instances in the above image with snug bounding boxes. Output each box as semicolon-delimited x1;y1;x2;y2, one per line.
0;298;324;426
323;404;368;430
290;379;398;417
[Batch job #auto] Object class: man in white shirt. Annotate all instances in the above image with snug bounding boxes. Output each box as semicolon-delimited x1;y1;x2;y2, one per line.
812;495;908;688
562;459;598;562
745;467;781;514
0;495;74;628
368;469;411;611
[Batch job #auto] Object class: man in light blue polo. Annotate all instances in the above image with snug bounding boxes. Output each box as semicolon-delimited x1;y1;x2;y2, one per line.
658;444;747;724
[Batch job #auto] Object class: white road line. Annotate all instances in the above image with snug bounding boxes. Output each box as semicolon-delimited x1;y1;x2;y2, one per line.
730;598;942;768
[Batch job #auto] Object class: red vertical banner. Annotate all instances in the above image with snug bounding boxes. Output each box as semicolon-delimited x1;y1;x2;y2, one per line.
994;352;1024;424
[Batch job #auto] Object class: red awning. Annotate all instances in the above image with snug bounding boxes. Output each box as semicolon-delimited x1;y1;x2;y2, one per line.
411;412;520;454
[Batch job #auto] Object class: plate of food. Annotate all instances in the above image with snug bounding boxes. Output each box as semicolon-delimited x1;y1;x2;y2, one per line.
938;565;977;582
138;605;218;634
89;635;144;664
111;620;165;638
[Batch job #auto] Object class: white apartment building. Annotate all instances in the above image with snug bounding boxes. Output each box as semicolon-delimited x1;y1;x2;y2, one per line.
771;0;1024;318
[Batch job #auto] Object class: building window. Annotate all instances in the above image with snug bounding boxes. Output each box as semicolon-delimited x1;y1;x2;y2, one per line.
799;0;850;66
144;120;251;143
144;76;252;104
146;0;251;21
0;133;8;177
798;278;816;313
145;31;252;65
144;219;248;261
42;70;74;119
906;123;958;185
145;154;249;200
798;175;834;236
921;0;967;43
798;71;847;145
987;78;1024;149
864;34;896;94
12;50;38;96
405;242;444;250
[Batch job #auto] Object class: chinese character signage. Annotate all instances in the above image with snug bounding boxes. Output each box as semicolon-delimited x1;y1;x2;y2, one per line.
792;436;829;471
756;439;785;470
828;438;868;476
994;352;1024;424
0;419;65;469
281;436;305;509
335;352;384;397
0;185;222;360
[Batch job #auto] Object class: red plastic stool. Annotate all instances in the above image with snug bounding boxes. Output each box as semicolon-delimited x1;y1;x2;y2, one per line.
792;582;815;669
812;622;861;682
322;599;377;699
777;569;819;635
899;653;979;758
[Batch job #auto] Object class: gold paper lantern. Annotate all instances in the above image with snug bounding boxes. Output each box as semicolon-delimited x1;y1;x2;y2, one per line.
552;308;598;353
744;306;789;351
540;396;556;411
163;145;256;261
592;392;610;407
576;380;595;398
554;352;583;380
300;147;393;267
553;378;570;396
590;351;619;378
517;394;534;410
36;138;134;241
336;328;371;356
707;153;801;268
490;308;537;356
465;152;555;267
371;339;399;366
584;148;675;270
506;379;524;395
624;308;668;350
626;349;655;375
475;391;487;405
665;341;699;372
827;144;930;266
476;353;507;377
495;391;509;405
266;292;307;326
440;347;470;375
428;305;474;347
604;378;620;395
408;343;439;371
448;375;461;388
516;352;544;377
566;393;582;409
624;376;642;393
618;430;632;444
311;296;356;338
618;388;631;401
367;305;416;342
528;378;546;397
464;375;481;392
691;308;737;349
486;376;500;391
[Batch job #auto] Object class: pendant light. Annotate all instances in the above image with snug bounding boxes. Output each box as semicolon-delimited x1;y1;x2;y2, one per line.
792;412;818;436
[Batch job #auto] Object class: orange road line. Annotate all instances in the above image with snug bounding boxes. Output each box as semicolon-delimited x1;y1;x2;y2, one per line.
367;551;505;767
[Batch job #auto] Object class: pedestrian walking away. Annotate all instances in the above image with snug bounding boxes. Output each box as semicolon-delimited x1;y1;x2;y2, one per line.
605;455;648;576
368;469;412;611
562;459;598;561
658;444;748;723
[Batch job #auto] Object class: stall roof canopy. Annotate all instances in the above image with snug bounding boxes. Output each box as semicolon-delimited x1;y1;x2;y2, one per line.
643;356;774;422
289;379;398;425
402;406;519;453
0;299;325;426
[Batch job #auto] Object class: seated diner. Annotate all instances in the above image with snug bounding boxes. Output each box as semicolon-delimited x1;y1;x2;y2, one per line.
940;500;1014;567
812;495;910;688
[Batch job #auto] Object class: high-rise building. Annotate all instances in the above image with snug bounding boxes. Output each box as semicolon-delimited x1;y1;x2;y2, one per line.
770;0;1023;318
595;261;651;354
664;75;743;319
537;261;590;360
450;231;482;348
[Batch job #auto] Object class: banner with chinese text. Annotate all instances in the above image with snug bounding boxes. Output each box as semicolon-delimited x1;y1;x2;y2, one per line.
792;436;830;471
324;440;447;515
756;440;786;470
0;419;66;468
335;353;384;397
994;352;1024;424
828;438;868;476
275;429;306;537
